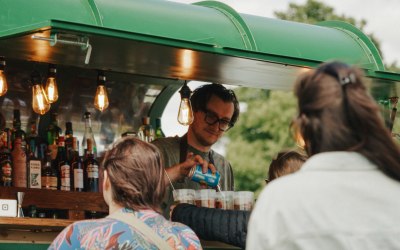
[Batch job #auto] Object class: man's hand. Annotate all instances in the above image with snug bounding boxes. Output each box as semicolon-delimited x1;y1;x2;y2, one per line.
165;152;217;183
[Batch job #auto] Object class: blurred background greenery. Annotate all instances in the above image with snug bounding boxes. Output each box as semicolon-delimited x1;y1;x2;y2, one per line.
225;0;400;196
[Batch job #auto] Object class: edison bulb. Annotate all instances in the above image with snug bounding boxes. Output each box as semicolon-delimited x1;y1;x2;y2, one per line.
178;98;194;125
32;84;51;115
94;85;109;112
0;70;8;96
45;77;59;103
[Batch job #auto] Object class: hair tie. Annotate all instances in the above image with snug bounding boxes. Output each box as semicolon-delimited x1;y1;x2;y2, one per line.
340;73;356;86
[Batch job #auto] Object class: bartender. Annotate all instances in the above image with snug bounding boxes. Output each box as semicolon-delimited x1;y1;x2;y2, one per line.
152;83;240;218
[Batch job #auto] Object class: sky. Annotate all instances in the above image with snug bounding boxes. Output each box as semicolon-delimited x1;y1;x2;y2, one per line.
162;0;400;138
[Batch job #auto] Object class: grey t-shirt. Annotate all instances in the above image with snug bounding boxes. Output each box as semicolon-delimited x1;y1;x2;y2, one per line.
152;136;234;218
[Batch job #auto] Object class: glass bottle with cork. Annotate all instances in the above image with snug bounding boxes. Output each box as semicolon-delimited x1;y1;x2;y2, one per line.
82;112;97;158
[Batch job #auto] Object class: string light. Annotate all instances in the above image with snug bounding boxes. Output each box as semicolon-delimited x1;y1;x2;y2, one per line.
177;81;194;125
31;71;51;115
0;56;8;96
94;72;109;112
45;64;59;103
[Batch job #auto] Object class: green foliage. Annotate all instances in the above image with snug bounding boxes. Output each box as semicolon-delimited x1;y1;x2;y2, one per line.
224;0;400;197
226;88;299;196
274;0;366;28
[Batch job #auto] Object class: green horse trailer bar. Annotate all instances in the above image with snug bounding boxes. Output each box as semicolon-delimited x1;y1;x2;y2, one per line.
0;0;399;249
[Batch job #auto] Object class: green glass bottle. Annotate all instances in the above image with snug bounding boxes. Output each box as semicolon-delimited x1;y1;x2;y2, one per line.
155;118;165;139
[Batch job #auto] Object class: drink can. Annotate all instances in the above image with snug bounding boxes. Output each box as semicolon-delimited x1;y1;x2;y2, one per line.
189;165;220;187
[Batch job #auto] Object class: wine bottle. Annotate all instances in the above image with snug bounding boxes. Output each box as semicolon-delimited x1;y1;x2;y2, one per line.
56;136;71;191
65;121;73;161
84;138;99;192
71;137;84;192
27;140;41;189
41;152;58;190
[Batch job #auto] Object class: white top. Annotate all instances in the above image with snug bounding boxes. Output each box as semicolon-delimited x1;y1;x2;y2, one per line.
247;152;400;250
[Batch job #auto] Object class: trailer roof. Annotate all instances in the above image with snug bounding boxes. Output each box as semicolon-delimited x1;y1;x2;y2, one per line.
0;0;399;99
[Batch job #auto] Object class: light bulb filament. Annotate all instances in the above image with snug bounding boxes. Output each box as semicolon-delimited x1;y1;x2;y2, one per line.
94;85;109;112
178;98;194;125
0;70;8;96
45;77;58;103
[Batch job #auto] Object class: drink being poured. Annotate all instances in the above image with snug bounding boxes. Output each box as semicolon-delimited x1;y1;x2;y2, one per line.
188;165;220;188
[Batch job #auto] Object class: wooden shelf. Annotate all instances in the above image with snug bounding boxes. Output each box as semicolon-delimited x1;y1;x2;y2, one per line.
0;217;74;231
0;187;108;212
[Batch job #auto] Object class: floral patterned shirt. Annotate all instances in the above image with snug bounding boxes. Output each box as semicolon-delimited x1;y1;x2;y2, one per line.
48;208;201;250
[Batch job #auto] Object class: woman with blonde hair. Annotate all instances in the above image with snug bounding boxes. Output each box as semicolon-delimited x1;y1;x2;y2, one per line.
49;137;201;249
247;61;400;250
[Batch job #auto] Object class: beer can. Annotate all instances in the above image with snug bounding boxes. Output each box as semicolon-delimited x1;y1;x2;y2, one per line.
188;165;220;188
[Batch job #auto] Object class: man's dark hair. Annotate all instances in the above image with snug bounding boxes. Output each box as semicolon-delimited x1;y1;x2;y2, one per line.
190;83;240;126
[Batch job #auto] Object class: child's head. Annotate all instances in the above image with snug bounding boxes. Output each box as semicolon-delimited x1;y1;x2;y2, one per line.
266;150;307;183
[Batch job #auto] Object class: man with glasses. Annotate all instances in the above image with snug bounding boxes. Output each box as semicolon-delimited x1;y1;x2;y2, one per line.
152;83;240;218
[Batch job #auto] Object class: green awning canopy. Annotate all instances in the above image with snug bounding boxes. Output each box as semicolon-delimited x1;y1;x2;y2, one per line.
0;0;399;99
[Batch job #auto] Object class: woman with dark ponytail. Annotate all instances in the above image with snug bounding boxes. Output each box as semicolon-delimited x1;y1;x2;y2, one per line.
247;61;400;250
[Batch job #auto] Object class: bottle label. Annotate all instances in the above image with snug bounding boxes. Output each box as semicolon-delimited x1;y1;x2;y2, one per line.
87;164;99;178
29;160;41;189
41;176;57;190
74;168;84;189
60;164;71;191
0;158;12;185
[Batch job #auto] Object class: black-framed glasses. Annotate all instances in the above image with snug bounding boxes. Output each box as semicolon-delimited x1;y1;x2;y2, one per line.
203;109;233;131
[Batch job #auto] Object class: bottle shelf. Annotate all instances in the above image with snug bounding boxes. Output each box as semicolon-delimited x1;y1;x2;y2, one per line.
0;187;108;220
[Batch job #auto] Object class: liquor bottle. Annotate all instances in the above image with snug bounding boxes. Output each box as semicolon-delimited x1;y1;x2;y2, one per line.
27;120;39;158
71;137;84;192
84;138;99;192
137;117;155;142
0;129;12;186
56;136;71;191
46;112;62;160
27;140;41;189
11;137;27;187
155;117;165;139
82;112;97;158
41;152;58;190
65;122;73;161
11;109;26;149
